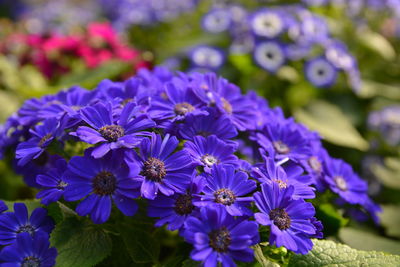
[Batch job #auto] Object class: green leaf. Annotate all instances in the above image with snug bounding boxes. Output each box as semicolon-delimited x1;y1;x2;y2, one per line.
339;227;400;255
119;224;160;264
357;30;396;61
359;80;400;100
370;158;400;190
51;217;112;267
288;239;400;266
380;205;400;239
2;199;41;213
253;244;281;267
316;203;348;236
294;100;369;151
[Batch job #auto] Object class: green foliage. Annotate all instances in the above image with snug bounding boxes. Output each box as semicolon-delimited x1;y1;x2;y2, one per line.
294;100;369;151
380;205;400;239
288;239;400;266
315;203;348;236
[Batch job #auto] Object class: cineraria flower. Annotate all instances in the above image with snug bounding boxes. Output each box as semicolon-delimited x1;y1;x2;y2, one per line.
250;9;286;38
305;57;337;88
148;76;207;122
202;8;232;33
300;146;328;191
190;46;225;70
0;231;57;267
323;157;368;205
75;101;155;158
178;111;238;142
36;158;68;205
148;174;204;231
195;165;256;216
130;133;194;200
254;119;313;162
0;200;7;214
0;203;54;245
184;135;239;173
183;205;259;266
253;157;315;199
15;117;65;166
64;150;141;224
253;41;286;73
254;183;316;254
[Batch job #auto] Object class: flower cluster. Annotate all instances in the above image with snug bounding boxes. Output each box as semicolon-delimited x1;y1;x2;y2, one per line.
186;3;361;91
0;201;57;266
0;67;378;266
0;22;149;80
368;105;400;146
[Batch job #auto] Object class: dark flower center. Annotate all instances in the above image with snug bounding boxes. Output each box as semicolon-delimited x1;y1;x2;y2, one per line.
122;98;133;105
201;154;219;167
92;171;117;196
273;179;287;189
269;208;291;230
266;52;274;59
317;69;325;76
209;227;231;253
22;256;40;267
334;176;348;191
214;188;236;205
197;131;211;137
99;125;125;142
38;133;53;147
308;156;322;173
174;102;195;116
16;224;35;235
141;157;167;182
174;193;194;215
56;180;68;190
273;140;290;154
221;98;233;114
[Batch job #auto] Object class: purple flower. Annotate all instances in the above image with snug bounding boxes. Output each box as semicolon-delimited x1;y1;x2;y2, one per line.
202;8;231;33
253;157;315;199
253;41;286;73
250;9;286;38
190;46;225;70
183;205;259;266
323;157;368;205
64;150;141;224
17;95;56;126
195;165;256;216
0;201;7;214
305;57;337;88
184;135;239;173
36;158;68;205
130;133;194;199
254;183;316;254
148;76;207;122
178;111;238;142
75;101;155;158
0;231;57;267
148;174;204;231
0;203;54;245
15;117;65;166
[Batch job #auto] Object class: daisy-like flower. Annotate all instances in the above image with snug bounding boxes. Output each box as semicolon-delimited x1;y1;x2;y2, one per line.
0;200;7;214
0;203;54;245
0;231;57;267
63;150;142;224
183;205;259;266
253;157;315;199
190;46;225;70
253;41;286;73
250;9;286;38
323;157;368;205
148;76;207;122
254;183;316;254
202;8;232;33
36;158;68;205
195;165;256;216
131;133;194;200
305;57;337;88
15;117;65;166
184;135;239;173
75;101;155;158
148;174;204;231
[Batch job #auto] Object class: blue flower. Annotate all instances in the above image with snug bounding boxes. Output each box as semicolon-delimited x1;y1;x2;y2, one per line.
0;201;7;214
0;203;54;245
183;205;259;266
305;57;337;88
128;133;194;200
323;157;368;205
254;183;316;254
148;174;204;231
195;165;256;216
250;9;286;38
15;117;65;166
75;101;155;158
0;231;57;267
36;158;68;205
189;46;225;70
253;41;286;73
202;8;232;33
64;150;141;224
184;135;239;173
